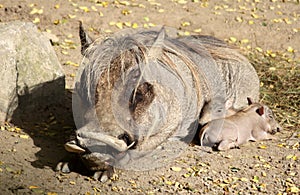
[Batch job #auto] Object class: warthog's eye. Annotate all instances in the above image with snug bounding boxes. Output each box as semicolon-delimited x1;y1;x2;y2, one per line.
268;114;273;119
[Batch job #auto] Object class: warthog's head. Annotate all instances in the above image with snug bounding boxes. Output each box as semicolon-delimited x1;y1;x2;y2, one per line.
246;97;282;134
199;98;237;125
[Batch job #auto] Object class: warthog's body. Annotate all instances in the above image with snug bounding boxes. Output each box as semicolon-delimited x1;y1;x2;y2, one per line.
58;24;260;181
200;98;281;150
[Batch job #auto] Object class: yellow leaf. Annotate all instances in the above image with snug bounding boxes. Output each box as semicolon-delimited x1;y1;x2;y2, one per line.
283;18;292;24
124;22;131;27
240;177;248;182
115;22;123;29
30;8;43;15
255;47;263;52
29;186;39;189
193;28;202;33
70;73;76;77
240;39;249;44
132;23;138;29
68;14;76;19
54;4;60;9
109;21;116;26
65;61;79;67
181;21;191;27
178;0;188;4
148;23;156;27
33;17;40;24
91;6;97;11
120;1;130;6
287;46;294;53
277;143;286;147
69;181;76;185
53;20;60;25
61;50;68;55
258;145;267;149
165;180;173;185
269;67;276;71
158;9;165;13
290;186;299;193
122;9;132;15
47;192;58;195
286;154;294;159
79;6;89;12
252;176;259;183
251;13;259;18
229;37;237;43
19;135;29;139
64;39;74;44
248;20;254;25
235;17;243;22
171;166;182;172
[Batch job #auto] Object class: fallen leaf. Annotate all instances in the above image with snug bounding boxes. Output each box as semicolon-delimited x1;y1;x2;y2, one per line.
19;134;29;139
33;17;40;24
132;23;138;29
193;28;202;33
171;166;182;172
290;186;300;193
229;37;237;43
252;175;259;183
181;21;191;27
79;6;89;12
29;186;39;189
120;1;130;6
116;22;123;29
240;177;249;182
258;145;267;149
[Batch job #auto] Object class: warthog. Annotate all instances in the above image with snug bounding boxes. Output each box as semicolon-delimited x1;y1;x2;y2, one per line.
57;23;260;182
198;98;239;126
199;98;281;151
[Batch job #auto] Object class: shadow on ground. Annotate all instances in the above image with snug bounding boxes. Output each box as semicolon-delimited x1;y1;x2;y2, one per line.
10;82;76;171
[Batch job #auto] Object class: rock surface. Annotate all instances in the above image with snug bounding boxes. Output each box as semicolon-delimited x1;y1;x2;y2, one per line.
0;21;65;122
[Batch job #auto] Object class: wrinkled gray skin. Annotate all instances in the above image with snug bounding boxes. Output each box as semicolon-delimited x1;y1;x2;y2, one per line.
179;35;260;108
56;24;260;182
200;98;282;151
179;35;260;125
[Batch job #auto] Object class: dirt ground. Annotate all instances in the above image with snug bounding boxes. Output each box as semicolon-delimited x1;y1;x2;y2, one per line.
0;0;299;194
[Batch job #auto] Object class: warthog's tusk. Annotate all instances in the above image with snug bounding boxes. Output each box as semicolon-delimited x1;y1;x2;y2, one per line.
77;132;129;152
127;141;135;149
64;140;86;153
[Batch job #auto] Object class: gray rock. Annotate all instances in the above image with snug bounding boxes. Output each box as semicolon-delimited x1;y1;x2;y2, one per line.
0;21;65;122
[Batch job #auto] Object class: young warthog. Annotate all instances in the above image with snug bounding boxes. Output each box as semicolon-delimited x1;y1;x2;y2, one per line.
199;98;281;150
199;98;239;126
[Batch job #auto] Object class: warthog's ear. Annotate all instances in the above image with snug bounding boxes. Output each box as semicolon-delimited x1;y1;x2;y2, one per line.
147;27;166;60
79;21;93;55
247;97;254;105
256;106;264;116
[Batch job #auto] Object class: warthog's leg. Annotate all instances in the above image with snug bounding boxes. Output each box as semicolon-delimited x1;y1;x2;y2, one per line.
252;130;278;141
217;139;238;151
